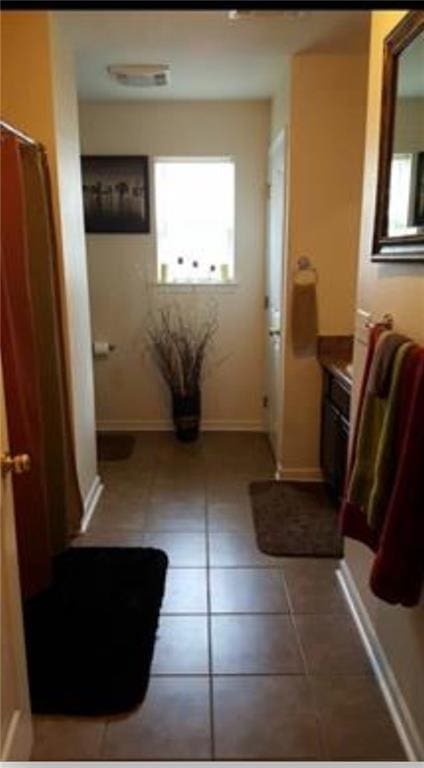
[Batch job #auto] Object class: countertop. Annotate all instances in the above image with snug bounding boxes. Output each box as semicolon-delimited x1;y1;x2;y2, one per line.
317;335;353;391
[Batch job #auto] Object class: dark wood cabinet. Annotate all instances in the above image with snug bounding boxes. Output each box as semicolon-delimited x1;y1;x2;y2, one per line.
320;367;351;501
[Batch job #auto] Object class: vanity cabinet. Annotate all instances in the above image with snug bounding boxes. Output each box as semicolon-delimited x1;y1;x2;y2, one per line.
320;367;351;501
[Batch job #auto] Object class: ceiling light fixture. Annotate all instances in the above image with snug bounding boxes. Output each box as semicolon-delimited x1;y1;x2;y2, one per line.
107;64;170;87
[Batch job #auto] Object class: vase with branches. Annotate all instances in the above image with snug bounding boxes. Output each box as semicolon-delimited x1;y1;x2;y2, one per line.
146;301;218;441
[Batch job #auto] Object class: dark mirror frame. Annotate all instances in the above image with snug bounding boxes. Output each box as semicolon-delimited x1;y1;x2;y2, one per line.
372;10;424;262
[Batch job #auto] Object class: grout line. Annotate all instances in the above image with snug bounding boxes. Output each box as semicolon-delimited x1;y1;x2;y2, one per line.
158;609;351;616
160;610;291;616
287;609;309;677
204;459;216;761
208;563;284;569
306;671;331;761
149;671;318;678
167;563;286;567
280;568;295;614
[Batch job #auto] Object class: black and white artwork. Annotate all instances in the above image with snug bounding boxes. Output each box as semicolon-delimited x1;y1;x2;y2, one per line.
81;155;150;233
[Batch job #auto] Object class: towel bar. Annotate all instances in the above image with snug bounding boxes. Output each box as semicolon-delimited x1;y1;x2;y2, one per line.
365;313;394;331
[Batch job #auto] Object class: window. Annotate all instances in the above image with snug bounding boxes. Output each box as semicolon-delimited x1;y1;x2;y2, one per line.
154;157;235;284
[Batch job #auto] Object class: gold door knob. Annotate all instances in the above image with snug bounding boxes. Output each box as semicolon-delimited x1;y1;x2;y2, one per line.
1;452;31;477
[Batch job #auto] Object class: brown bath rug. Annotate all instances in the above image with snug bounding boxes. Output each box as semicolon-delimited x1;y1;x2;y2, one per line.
97;432;136;461
249;481;343;557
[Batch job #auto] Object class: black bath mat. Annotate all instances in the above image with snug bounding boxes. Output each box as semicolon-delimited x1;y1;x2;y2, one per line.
23;546;168;716
249;481;343;557
97;431;136;461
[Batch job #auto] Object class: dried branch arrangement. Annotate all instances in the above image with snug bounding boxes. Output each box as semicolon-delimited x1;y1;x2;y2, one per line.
146;301;218;397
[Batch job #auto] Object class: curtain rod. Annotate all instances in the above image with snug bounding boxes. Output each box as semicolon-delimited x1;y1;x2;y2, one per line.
0;119;44;149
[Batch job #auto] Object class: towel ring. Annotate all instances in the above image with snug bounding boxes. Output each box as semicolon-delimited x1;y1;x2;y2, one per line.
293;256;318;286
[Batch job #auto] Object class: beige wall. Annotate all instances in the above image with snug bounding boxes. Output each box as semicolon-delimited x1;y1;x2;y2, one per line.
79;100;270;430
346;11;424;756
279;53;369;476
1;13;57;187
1;12;98;504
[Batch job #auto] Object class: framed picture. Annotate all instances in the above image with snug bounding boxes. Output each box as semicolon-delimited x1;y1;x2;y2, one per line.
413;151;424;227
81;155;150;233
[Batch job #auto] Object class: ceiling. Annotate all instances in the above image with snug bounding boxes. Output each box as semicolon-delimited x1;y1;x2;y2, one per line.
57;10;370;101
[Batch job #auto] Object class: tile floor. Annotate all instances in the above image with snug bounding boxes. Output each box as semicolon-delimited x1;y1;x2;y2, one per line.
31;432;406;761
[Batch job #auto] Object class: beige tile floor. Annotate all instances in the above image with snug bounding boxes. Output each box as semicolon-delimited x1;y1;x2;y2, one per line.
31;431;406;761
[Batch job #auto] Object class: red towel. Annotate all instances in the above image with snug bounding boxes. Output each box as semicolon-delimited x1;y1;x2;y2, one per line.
370;346;424;607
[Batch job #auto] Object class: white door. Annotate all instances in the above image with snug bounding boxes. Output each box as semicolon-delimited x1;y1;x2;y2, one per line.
265;130;286;466
0;360;33;761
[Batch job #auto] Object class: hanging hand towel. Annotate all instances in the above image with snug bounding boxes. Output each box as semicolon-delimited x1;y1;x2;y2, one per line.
291;281;318;356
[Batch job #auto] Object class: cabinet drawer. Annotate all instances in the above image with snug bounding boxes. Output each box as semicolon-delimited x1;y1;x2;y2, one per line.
329;377;350;419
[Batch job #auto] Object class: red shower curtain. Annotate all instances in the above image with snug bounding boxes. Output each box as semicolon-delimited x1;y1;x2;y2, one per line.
21;143;83;549
1;133;52;598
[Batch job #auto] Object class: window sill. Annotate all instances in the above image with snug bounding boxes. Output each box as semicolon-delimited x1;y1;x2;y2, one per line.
153;280;239;290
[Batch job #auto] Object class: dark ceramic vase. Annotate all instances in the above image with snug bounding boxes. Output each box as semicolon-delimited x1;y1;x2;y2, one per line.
172;390;201;442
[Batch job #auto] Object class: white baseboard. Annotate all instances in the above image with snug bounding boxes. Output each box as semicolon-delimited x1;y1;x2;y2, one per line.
96;419;264;433
1;709;32;761
337;561;423;762
276;463;323;482
80;474;103;533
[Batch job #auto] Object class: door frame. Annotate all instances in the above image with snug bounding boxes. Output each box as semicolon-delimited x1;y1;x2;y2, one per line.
265;127;289;475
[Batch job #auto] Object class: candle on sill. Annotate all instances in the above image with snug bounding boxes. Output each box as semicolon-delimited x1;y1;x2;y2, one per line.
176;256;185;282
220;264;229;282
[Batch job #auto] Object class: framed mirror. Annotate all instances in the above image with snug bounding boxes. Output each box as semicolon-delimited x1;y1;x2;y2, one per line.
372;11;424;262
